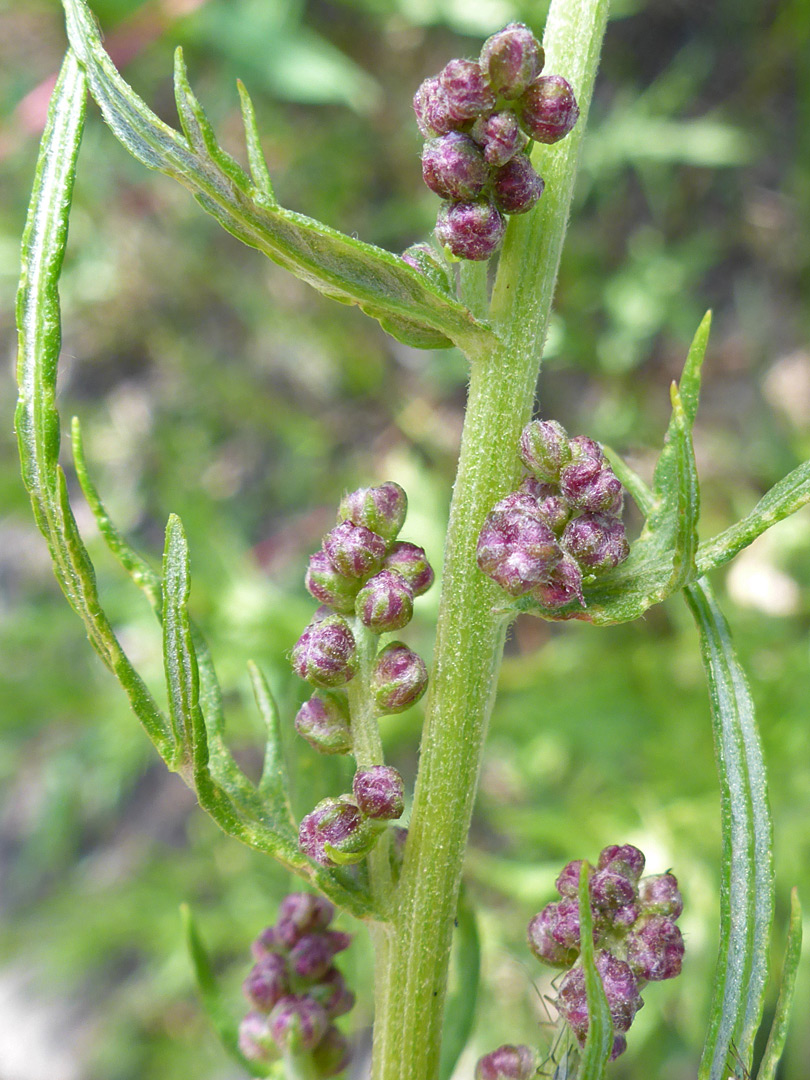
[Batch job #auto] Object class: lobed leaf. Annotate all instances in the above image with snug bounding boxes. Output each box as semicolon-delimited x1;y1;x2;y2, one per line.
577;861;613;1079
60;0;500;357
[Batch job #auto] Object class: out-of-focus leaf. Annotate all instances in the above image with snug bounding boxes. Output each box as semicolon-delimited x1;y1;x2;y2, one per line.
248;660;296;833
439;888;481;1080
578;861;613;1078
756;888;803;1080
61;0;500;356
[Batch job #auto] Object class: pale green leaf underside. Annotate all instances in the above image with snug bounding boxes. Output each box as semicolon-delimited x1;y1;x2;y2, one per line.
61;0;499;357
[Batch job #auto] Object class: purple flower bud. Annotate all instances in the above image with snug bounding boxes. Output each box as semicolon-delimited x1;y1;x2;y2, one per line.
288;934;335;982
238;1011;278;1063
558;437;603;505
268;994;328;1053
492;154;545;215
353;766;405;820
323;929;352;955
339;482;407;545
435;200;506;262
556;858;587;898
252;926;280;959
590;868;637;912
439;59;496;122
598;844;646;882
535;494;571;535
597;952;644;1033
383;541;434;596
312;1025;352;1078
322;520;387;580
477;506;562;596
612;903;640;931
561;512;630;574
471;110;525;166
295;694;352;755
475;1044;537;1080
243;953;289;1011
277;893;335;937
626;915;684;982
413;76;456;138
531;552;584;610
422;132;490;201
556;967;589;1042
305;550;361;615
298;797;380;868
371;641;428;714
518;476;557;500
292;614;358;688
480;24;544;99
527;904;580;968
309;966;356;1019
519;75;579;144
638;873;683;919
519;420;572;483
563;461;623;515
401;243;454;293
356;570;414;633
610;1034;628;1060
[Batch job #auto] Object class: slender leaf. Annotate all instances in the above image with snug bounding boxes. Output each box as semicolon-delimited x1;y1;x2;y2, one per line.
15;51;172;759
756;888;803;1080
439;889;481;1080
60;0;500;357
237;78;275;199
685;579;774;1080
248;660;297;833
578;861;613;1079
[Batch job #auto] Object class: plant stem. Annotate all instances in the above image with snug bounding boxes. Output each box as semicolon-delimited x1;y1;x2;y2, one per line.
369;2;610;1078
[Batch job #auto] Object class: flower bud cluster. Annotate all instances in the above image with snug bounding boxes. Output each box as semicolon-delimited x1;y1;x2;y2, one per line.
239;894;355;1076
527;845;684;1060
299;766;406;867
412;24;579;261
476;420;630;611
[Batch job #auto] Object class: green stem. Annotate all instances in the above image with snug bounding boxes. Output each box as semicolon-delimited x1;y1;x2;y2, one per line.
282;1050;320;1080
369;2;610;1078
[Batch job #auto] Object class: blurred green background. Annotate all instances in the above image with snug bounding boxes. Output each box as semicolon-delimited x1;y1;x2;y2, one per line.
1;0;809;1077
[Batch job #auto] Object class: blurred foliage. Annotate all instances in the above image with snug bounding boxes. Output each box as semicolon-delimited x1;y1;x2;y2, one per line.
1;0;809;1078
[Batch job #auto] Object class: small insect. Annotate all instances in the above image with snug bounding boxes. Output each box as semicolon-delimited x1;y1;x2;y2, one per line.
725;1041;753;1080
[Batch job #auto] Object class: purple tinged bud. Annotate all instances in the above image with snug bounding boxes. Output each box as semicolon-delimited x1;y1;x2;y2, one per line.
610;1035;628;1060
557;968;589;1042
413;76;456;138
298;797;380;868
471;110;525;166
531;552;584;611
435;200;506;262
312;1025;352;1078
590;868;638;912
292;614;358;688
492;154;545;215
598;844;646;882
422;132;490;201
573;462;624;514
268;995;328;1053
252;926;280;959
238;1011;277;1063
353;766;405;820
527;903;580;968
310;966;356;1019
559;440;603;506
535;494;570;535
356;570;414;633
561;512;630;574
612;902;640;931
322;520;387;580
475;1044;537;1080
519;420;572;483
288;934;335;982
558;953;643;1044
480;24;544;99
243;953;289;1011
519;74;580;144
339;482;407;545
439;58;496;122
401;243;454;293
556;858;587;898
477;506;562;596
305;550;361;615
638;873;683;919
626;915;684;981
383;541;434;596
371;641;428;714
295;693;352;755
323;929;352;955
277;892;335;937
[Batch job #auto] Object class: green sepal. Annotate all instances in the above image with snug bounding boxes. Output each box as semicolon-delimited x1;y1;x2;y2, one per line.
577;860;614;1078
756;888;803;1080
439;888;481;1080
60;0;500;357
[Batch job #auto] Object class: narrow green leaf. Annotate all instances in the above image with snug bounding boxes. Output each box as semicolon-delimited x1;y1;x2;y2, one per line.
756;888;803;1080
439;889;481;1080
236;79;275;200
15;51;173;759
578;861;613;1078
248;660;297;833
181;903;273;1076
678;309;712;425
685;579;774;1080
61;0;500;357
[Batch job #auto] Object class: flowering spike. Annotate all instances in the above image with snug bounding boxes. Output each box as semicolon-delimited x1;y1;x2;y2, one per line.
435;200;506;262
519;74;579;144
292;614;358;688
353;766;405;820
422;132;490;202
339;482;407;545
480;23;544;99
371;641;429;714
475;1044;537;1080
295;693;352;755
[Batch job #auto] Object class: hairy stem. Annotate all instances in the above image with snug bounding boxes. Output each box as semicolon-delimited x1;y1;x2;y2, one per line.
369;2;611;1078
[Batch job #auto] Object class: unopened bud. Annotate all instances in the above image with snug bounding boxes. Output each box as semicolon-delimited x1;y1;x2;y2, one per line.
527;905;580;968
305;550;361;615
339;482;407;545
556;858;587;898
626;915;684;981
353;766;405;820
435;200;506;262
561;512;630;573
312;1024;352;1078
475;1044;537;1080
268;994;328;1053
422;132;490;201
531;552;584;611
519;419;572;483
519;74;579;144
277;893;335;938
243;953;289;1012
295;693;352;755
238;1011;278;1063
413;76;456;138
298;797;381;867
323;520;387;580
598;844;646;882
492;154;545;215
477;506;562;596
309;966;356;1019
471;110;525;167
638;873;683;918
371;641;428;714
439;58;496;122
288;934;334;982
590;867;637;912
480;24;544;99
382;541;434;596
292;614;357;688
356;570;414;633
